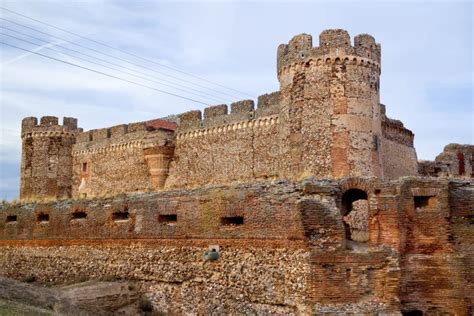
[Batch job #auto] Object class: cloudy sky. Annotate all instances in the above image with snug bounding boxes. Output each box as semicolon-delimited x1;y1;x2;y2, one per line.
0;0;472;200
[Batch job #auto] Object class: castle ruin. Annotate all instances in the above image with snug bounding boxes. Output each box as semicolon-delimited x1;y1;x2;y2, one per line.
1;29;473;314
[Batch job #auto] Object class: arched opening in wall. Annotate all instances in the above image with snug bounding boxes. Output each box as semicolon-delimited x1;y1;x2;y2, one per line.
341;189;369;248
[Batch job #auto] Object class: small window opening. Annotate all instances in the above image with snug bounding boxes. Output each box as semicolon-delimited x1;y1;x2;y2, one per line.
158;214;177;224
71;211;87;220
414;196;436;209
82;162;88;172
106;128;111;138
37;213;49;223
89;133;93;141
112;211;129;221
6;215;17;223
221;216;244;226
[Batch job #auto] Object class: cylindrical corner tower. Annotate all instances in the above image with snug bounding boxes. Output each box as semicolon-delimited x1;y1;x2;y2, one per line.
20;116;79;201
277;29;383;179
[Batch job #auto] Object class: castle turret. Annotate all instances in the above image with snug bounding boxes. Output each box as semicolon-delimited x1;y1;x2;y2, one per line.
277;29;383;178
20;116;80;201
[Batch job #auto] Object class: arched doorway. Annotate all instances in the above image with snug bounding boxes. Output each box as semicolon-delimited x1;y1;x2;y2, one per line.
341;188;369;245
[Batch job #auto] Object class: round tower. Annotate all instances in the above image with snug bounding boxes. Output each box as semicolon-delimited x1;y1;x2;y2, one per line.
20;116;79;201
277;29;383;179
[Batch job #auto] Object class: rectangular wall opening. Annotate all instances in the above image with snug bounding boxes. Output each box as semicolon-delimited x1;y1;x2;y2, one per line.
414;196;437;209
158;214;177;224
37;213;49;223
82;162;88;172
112;211;129;221
71;211;87;220
221;216;244;226
6;215;17;223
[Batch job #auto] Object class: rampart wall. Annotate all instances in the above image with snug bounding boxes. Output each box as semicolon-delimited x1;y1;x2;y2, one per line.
380;107;418;179
72;119;176;198
166;96;284;188
1;177;472;314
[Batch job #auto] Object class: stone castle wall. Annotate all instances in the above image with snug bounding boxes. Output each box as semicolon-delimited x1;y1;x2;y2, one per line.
380;109;419;179
1;177;472;314
18;30;424;200
72;120;175;198
166;97;283;189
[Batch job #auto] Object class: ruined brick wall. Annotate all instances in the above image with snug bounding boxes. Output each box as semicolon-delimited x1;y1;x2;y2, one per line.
380;109;418;179
20;116;80;201
2;178;472;314
396;178;472;314
419;143;474;178
277;30;384;179
72;120;175;199
166;97;284;189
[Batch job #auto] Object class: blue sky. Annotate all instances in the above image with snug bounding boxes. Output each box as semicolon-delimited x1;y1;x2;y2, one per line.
0;0;472;200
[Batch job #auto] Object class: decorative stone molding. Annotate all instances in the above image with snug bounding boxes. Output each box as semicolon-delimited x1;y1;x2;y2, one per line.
143;146;175;190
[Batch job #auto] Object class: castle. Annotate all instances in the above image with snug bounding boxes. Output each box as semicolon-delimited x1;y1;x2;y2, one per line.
1;30;473;314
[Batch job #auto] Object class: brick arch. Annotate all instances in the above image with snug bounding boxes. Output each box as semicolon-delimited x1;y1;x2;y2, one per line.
339;177;373;195
338;178;374;245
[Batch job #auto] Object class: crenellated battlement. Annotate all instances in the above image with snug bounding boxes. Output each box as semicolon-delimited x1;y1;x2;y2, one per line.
21;116;80;138
177;96;281;133
277;29;381;77
382;118;414;147
75;119;176;144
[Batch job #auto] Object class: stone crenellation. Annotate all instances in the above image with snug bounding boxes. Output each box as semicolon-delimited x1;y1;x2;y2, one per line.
277;30;381;79
177;97;281;132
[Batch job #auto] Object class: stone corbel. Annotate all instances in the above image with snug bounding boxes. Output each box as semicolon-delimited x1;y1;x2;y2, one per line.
143;145;175;190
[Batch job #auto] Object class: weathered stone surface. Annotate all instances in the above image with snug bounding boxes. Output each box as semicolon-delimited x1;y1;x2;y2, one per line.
1;177;473;314
8;28;474;315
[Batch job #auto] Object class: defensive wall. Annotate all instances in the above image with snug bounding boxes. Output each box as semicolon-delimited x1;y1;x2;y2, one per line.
72;118;176;199
19;30;423;200
1;177;473;314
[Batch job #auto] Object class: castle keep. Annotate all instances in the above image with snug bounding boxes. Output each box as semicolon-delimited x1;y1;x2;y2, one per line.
2;30;473;314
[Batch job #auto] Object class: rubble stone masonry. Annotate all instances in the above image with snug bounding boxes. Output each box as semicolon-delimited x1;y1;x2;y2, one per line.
1;177;473;314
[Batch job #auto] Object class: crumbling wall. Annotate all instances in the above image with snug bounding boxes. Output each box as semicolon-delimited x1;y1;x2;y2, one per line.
419;144;474;178
397;178;471;314
1;177;472;314
72;120;175;198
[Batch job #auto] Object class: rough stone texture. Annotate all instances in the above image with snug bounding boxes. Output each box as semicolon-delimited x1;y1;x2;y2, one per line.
1;177;473;314
0;276;140;315
72;120;175;199
10;29;474;314
19;30;428;200
419;143;474;178
20;116;80;201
